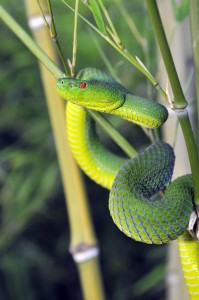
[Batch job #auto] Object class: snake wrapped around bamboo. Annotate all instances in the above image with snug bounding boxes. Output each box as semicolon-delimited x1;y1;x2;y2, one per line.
56;68;199;298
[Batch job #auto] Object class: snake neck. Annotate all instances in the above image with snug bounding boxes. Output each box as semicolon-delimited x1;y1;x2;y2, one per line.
66;102;127;189
111;94;168;128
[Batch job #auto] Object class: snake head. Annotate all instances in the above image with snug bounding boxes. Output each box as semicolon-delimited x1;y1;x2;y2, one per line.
56;78;81;99
56;78;125;112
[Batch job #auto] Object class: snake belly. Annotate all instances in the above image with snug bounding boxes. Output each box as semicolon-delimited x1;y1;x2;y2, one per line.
56;68;194;243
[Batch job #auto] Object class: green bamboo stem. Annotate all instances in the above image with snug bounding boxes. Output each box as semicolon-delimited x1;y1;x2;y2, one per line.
145;0;199;206
145;1;187;108
189;0;199;132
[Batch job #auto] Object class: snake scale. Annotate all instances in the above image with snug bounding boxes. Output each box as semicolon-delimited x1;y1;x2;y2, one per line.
56;68;199;298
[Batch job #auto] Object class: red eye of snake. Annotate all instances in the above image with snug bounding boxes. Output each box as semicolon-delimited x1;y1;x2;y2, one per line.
79;82;87;88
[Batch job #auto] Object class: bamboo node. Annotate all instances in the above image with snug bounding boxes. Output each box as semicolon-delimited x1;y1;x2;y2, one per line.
173;106;188;114
28;14;50;30
70;243;99;263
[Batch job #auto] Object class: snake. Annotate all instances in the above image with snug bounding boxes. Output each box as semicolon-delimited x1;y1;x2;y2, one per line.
56;68;199;298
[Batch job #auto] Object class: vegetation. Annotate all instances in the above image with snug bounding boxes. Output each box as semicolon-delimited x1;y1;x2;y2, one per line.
0;1;197;299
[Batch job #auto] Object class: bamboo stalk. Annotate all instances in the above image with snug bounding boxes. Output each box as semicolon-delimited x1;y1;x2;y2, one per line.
22;1;105;299
157;3;191;299
189;0;199;133
145;1;187;108
145;2;199;299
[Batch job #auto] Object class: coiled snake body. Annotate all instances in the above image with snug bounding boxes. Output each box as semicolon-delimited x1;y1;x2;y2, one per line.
56;68;199;298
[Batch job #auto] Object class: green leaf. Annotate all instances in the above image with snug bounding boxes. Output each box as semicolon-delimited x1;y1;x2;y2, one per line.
172;0;189;22
89;0;107;34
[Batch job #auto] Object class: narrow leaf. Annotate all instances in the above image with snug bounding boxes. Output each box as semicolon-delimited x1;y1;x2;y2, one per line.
89;0;107;34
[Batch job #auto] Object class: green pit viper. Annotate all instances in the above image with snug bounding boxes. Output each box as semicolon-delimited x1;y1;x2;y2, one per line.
56;68;199;298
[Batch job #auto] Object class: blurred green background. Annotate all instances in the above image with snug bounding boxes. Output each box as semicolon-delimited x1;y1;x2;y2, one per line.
0;1;172;299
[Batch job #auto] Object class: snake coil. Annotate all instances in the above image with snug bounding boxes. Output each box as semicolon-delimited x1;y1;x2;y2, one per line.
56;67;199;298
56;68;194;244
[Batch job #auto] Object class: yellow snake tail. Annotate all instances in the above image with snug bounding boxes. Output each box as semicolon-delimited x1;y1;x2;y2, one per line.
178;231;199;299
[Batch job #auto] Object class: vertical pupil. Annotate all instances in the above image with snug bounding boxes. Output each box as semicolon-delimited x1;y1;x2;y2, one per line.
79;82;87;88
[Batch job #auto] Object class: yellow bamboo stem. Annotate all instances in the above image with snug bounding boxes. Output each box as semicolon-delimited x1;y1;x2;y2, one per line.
23;1;105;299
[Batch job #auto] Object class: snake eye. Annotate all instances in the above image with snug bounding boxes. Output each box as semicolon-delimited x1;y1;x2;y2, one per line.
79;82;87;89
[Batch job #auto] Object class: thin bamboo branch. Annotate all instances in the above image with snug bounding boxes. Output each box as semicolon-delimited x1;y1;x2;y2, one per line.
71;0;79;77
37;0;70;75
189;0;199;134
87;110;138;158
